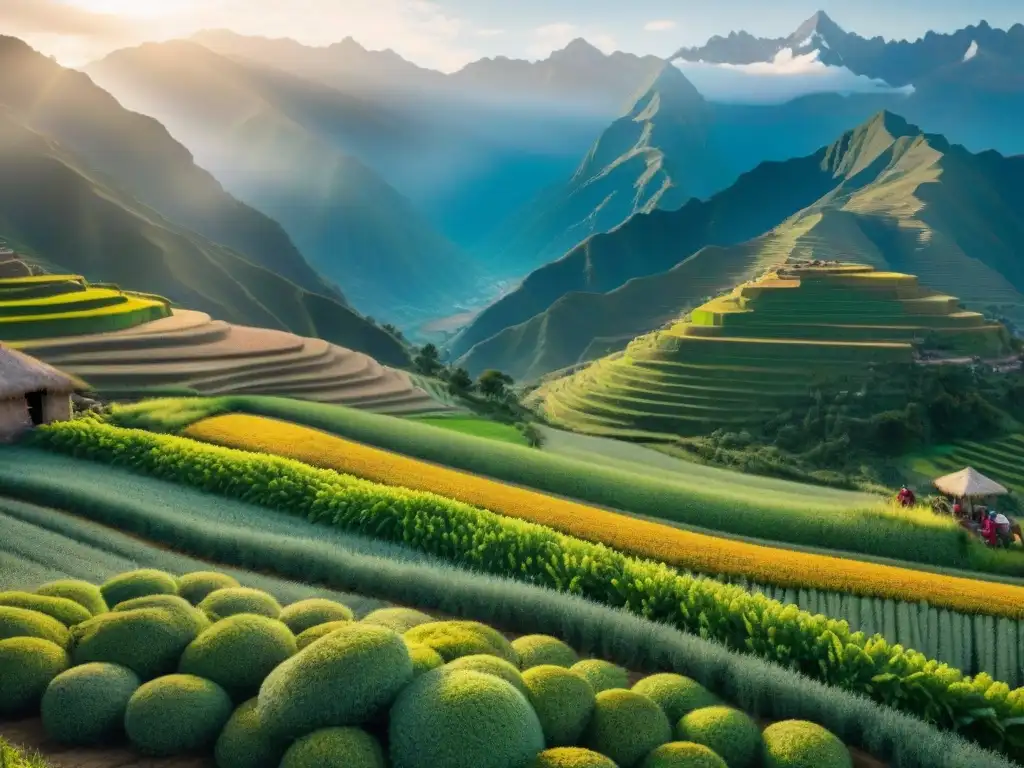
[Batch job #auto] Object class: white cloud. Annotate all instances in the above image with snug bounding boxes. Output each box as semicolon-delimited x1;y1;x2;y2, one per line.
676;48;915;104
644;20;676;33
964;40;979;61
475;28;505;38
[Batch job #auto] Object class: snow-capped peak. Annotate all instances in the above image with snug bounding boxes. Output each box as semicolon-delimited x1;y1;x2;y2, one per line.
964;40;979;62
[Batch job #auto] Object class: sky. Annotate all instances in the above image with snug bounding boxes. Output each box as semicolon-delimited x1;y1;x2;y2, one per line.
1;0;1022;71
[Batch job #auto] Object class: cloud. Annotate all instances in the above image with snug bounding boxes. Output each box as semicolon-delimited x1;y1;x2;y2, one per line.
475;28;504;38
676;48;915;104
644;20;676;33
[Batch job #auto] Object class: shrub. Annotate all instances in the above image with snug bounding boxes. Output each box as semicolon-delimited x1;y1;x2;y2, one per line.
257;623;412;740
179;614;297;701
676;707;761;768
71;607;202;680
279;598;354;634
513;634;579;669
522;664;596;746
125;674;232;755
199;588;282;622
112;594;211;635
529;748;617;768
214;699;287;768
296;621;351;650
761;721;852;768
389;668;544;768
0;592;91;627
361;607;434;633
633;674;721;725
572;660;629;693
100;569;178;607
0;606;70;648
584;689;673;768
40;663;140;745
177;571;241;606
642;742;728;768
280;727;385;768
446;654;527;696
406;641;445;676
405;621;517;663
0;637;69;716
36;579;108;615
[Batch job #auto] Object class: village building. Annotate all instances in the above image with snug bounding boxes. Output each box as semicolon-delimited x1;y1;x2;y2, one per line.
0;343;81;442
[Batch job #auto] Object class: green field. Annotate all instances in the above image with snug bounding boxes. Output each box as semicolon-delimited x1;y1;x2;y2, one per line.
410;415;529;446
906;434;1024;499
538;265;1013;439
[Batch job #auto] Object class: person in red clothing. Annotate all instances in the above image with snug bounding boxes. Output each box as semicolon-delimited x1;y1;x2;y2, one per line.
981;510;999;547
897;486;916;507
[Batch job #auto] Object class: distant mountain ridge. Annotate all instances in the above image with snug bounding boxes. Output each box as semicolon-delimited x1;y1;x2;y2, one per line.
674;11;1024;87
455;111;1024;381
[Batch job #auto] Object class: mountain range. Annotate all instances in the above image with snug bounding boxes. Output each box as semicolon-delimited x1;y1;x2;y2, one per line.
454;111;1024;382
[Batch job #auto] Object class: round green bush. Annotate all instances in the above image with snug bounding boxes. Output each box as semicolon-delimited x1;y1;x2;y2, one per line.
36;579;108;615
215;698;288;768
528;747;617;768
361;607;434;633
0;591;92;626
125;674;233;756
112;594;211;635
513;634;579;670
0;606;71;648
179;614;297;701
404;621;517;663
761;721;852;768
71;607;202;679
523;664;596;747
446;654;527;695
279;598;354;635
584;689;673;768
0;637;69;716
281;727;385;768
406;641;444;676
571;660;629;693
642;742;728;768
199;588;282;622
41;663;140;745
632;675;720;724
177;571;241;606
100;569;178;607
296;621;351;650
389;668;544;768
676;707;761;768
258;623;413;740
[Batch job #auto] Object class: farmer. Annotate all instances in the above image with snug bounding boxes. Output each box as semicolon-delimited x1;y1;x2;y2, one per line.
994;511;1014;547
897;486;916;508
981;510;1000;547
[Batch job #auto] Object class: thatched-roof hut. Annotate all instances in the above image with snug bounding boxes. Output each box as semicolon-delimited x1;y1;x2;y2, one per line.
933;467;1009;498
0;343;82;442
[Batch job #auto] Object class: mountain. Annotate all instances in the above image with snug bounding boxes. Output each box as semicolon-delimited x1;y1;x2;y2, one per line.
485;64;733;273
674;12;1024;88
0;36;336;300
85;41;484;326
455;112;1024;380
0;109;408;366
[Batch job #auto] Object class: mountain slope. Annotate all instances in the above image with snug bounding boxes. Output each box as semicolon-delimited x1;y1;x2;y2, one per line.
456;112;1024;380
85;41;483;326
0;109;408;366
0;35;335;300
488;64;733;272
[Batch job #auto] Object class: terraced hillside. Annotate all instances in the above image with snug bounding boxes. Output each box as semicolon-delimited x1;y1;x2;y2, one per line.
537;264;1012;439
906;434;1024;498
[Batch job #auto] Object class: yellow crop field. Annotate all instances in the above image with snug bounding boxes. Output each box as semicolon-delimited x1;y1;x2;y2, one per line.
186;413;1024;619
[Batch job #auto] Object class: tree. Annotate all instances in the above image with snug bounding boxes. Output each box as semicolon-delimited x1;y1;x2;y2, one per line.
478;369;514;399
447;367;474;396
413;344;443;377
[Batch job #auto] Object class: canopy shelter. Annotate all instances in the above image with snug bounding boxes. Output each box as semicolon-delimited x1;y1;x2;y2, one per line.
933;467;1009;498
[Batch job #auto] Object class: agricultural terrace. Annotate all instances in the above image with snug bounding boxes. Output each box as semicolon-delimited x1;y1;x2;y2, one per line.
0;453;1012;768
20;421;1024;761
410;414;531;446
905;434;1024;500
538;265;1012;439
0;274;170;341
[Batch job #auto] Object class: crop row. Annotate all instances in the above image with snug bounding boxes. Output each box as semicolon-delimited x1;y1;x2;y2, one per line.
186;414;1024;622
0;447;1009;768
27;419;1024;760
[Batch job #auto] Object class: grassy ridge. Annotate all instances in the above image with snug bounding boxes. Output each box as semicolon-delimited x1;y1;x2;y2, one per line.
24;421;1024;759
104;397;1007;577
0;450;1010;768
410;415;530;446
